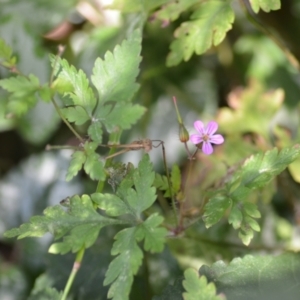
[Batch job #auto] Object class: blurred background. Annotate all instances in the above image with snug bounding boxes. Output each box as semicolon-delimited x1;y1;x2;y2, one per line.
1;0;300;299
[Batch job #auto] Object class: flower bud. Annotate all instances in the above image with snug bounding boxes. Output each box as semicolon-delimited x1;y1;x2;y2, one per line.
179;123;189;143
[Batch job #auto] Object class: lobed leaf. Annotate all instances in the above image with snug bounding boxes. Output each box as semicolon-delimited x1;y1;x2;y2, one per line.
84;152;106;181
91;193;131;217
27;288;62;300
51;57;97;116
66;151;86;182
154;164;181;197
249;0;281;13
167;1;234;66
154;0;200;22
104;228;143;300
91;29;142;106
136;213;167;253
102;103;146;133
182;268;224;300
0;38;16;68
5;195;123;253
203;196;232;228
204;146;300;245
200;252;300;300
128;154;156;215
61;106;90;126
103;156;166;299
0;74;40;115
111;0;169;13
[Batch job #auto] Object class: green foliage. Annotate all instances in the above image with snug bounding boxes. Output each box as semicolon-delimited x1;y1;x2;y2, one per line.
96;154;167;300
182;268;224;300
27;288;62;300
204;146;300;245
167;1;234;66
28;274;62;300
4;195;124;254
0;38;16;68
154;0;200;22
155;164;181;197
1;2;298;300
66;141;106;181
0;74;51;116
249;0;281;13
200;252;300;300
218;82;283;140
51;56;97;116
51;29;145;144
111;0;169;12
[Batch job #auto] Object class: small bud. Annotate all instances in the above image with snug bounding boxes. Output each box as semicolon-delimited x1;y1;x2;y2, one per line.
179;123;189;143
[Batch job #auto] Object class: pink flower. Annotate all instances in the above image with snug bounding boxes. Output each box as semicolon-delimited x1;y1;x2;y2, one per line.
190;121;224;155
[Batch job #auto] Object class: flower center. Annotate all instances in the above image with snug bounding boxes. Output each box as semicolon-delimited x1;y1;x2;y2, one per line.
202;134;209;142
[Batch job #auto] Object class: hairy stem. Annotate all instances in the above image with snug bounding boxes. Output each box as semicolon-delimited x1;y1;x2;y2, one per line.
61;247;85;300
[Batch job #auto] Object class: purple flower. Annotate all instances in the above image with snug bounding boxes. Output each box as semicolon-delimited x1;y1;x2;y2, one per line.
190;120;224;155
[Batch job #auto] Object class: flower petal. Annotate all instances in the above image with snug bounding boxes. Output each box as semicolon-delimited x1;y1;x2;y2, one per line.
209;134;224;145
206;121;218;135
202;142;213;155
190;134;203;144
194;120;205;134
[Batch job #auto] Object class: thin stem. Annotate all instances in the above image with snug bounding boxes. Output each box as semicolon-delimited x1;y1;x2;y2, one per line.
178;159;194;229
46;144;81;151
239;0;300;70
48;45;84;143
161;143;179;226
51;97;84;142
61;246;85;300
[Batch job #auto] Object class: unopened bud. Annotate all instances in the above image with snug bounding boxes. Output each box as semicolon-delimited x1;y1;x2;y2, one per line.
179;123;189;143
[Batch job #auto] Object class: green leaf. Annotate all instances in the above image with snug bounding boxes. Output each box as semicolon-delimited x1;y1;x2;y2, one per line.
88;121;103;144
66;142;106;181
51;56;97;116
27;288;62;300
240;147;300;189
127;154;156;215
182;268;223;300
154;173;169;194
102;157;166;299
213;146;300;245
4;195;123;253
91;30;141;106
228;205;243;229
61;106;90;125
104;227;143;300
28;274;62;300
200;252;300;300
91;193;131;216
0;38;16;68
103;103;146;133
84;152;106;181
66;151;86;181
203;196;232;228
249;0;281;13
136;213;167;253
154;0;200;22
154;164;181;197
167;1;234;66
0;74;40;115
111;0;169;13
